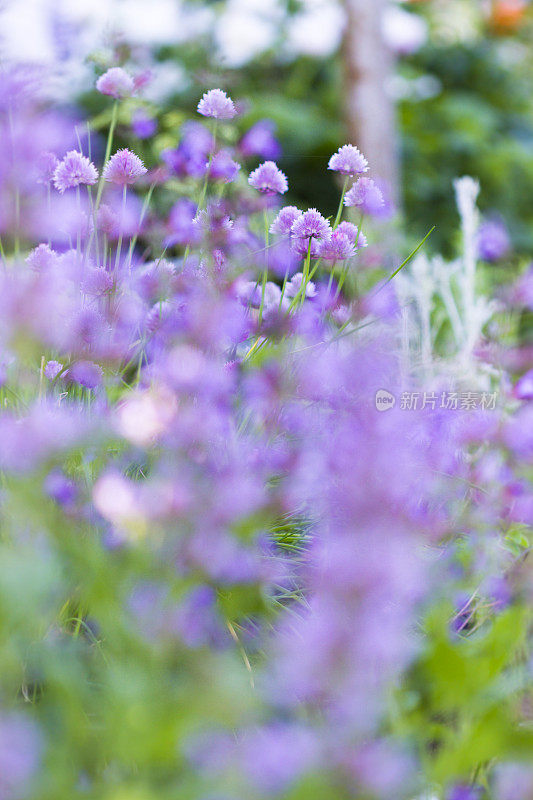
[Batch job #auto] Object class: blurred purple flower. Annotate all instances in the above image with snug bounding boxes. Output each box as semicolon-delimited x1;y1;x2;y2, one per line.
44;360;63;380
68;360;103;390
494;763;533;800
240;724;319;795
345;177;384;215
477;219;511;262
208;150;241;183
319;230;355;261
131;109;157;139
96;67;134;99
44;469;78;507
239;119;281;160
36;151;59;184
513;369;533;401
165;199;200;248
0;713;42;800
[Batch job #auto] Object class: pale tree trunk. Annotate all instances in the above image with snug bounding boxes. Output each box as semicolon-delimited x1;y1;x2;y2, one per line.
342;0;400;206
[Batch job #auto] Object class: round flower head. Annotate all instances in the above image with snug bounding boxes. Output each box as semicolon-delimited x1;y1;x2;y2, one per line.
344;177;384;215
197;89;236;120
44;360;63;380
477;219;511;262
328;144;368;176
53;151;98;193
270;206;302;236
208;149;241;183
96;67;134;99
248;161;288;195
336;221;358;244
37;151;59;184
285;272;317;299
291;208;332;242
103;149;147;185
319;230;356;261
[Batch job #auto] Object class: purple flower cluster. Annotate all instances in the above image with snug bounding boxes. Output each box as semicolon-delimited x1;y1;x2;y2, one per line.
0;71;529;800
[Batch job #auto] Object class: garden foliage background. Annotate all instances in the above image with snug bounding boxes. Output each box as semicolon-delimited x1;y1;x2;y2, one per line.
0;1;531;799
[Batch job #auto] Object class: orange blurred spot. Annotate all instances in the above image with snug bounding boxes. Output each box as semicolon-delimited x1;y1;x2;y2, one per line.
490;0;528;32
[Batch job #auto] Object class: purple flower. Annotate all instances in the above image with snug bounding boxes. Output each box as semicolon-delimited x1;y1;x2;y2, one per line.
26;244;58;271
44;360;63;380
291;208;332;255
68;360;103;390
513;369;533;401
494;763;533;800
171;585;223;648
319;230;356;261
239;119;281;160
36;151;59;184
336;221;358;244
131;109;157;139
270;206;302;236
53;151;98;193
285;272;317;299
328;144;368;176
248;161;288;195
345;177;384;215
446;785;483;800
103;149;147;185
208;150;241;183
197;89;236;120
44;469;77;506
477;219;511;262
240;724;319;795
0;713;42;800
96;67;134;99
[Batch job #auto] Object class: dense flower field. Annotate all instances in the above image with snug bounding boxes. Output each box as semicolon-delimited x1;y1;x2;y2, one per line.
0;64;531;800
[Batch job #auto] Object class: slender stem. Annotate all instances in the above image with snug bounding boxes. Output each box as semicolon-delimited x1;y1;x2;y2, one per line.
76;185;81;258
127;183;155;270
258;208;270;325
95;101;118;211
86;102;118;261
47;184;52;247
196;119;218;214
114;185;127;275
335;213;364;302
333;175;350;229
288;239;313;312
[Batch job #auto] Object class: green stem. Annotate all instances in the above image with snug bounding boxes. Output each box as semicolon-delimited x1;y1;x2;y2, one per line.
333;175;350;229
114;185;127;275
127;183;155;270
196;119;218;214
258;208;270;325
95;101;118;211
